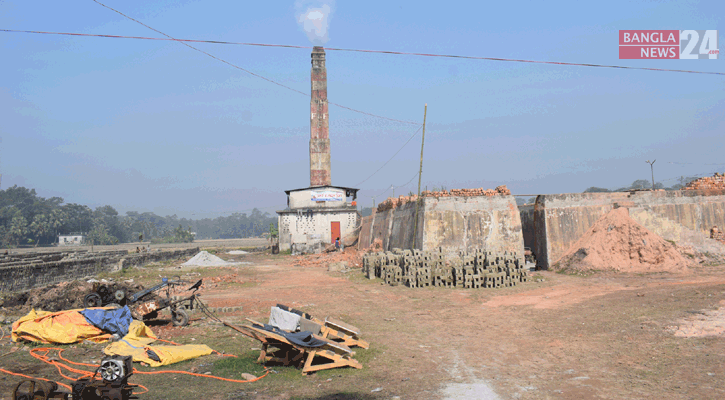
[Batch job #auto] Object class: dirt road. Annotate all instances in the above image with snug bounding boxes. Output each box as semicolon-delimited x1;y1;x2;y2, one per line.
1;249;724;399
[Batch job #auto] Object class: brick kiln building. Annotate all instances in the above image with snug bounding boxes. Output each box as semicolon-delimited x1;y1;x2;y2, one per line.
277;46;359;253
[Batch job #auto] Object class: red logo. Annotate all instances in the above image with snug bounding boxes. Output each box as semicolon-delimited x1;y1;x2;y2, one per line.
619;30;679;59
619;30;719;59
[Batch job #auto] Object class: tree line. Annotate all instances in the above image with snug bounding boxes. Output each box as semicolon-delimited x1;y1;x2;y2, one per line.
0;185;277;247
583;176;700;193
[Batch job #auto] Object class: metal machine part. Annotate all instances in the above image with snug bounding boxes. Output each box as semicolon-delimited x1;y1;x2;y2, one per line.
12;379;67;400
12;356;138;400
100;358;126;382
72;355;137;400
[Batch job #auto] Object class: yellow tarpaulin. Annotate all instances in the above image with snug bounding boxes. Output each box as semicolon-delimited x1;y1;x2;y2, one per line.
12;308;214;367
104;320;213;367
12;308;112;344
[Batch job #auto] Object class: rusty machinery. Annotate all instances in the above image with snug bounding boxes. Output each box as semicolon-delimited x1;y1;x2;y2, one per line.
12;355;138;400
83;278;203;327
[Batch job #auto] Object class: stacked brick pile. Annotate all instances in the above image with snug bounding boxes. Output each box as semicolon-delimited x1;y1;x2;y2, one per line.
376;185;512;212
376;195;419;212
362;248;528;289
421;185;511;198
683;173;725;190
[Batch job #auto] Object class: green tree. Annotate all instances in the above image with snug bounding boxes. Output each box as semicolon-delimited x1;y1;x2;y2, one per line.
8;214;29;246
87;224;116;245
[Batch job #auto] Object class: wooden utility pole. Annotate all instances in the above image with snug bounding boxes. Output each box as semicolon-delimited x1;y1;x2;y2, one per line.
413;104;427;250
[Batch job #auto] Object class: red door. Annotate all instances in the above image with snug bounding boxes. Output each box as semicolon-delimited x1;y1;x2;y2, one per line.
331;221;341;244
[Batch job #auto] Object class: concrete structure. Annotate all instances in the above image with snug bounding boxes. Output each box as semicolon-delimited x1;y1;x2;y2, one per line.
310;46;331;187
359;195;525;262
278;186;359;252
520;189;725;269
58;234;84;246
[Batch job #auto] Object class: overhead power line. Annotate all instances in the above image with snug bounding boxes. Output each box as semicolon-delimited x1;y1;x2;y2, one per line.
2;27;724;77
667;161;725;166
354;125;424;187
84;1;419;125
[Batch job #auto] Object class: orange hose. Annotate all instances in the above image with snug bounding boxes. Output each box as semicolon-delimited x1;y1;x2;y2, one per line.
0;367;72;391
133;366;269;383
1;345;267;396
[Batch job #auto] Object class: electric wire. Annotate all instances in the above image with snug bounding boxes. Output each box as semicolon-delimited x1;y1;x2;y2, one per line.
354;124;424;187
89;1;419;125
667;161;725;166
366;170;420;202
2;28;724;77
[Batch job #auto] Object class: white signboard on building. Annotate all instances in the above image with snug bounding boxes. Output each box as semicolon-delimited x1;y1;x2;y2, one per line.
311;191;344;202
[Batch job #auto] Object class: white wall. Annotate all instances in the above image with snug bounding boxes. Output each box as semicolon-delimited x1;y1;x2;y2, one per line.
289;187;349;209
59;235;84;246
278;210;358;250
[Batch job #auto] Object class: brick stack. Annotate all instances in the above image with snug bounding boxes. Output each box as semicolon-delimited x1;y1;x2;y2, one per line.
377;185;513;212
362;248;528;289
376;195;419;212
421;185;511;198
683;173;725;190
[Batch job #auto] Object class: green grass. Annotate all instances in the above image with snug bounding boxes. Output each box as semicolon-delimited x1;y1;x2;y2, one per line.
211;353;271;378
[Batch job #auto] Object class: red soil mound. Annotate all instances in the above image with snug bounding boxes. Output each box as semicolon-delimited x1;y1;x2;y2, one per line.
555;208;691;273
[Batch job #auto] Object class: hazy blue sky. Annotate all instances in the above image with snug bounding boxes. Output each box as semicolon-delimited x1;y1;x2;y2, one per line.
1;0;723;218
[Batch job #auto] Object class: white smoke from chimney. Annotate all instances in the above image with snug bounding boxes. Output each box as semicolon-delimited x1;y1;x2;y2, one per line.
295;1;334;45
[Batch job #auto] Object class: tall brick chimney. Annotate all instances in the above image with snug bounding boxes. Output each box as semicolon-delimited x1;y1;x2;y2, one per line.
310;46;331;187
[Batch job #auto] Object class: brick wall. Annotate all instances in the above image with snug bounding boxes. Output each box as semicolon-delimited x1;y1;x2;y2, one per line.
0;248;199;293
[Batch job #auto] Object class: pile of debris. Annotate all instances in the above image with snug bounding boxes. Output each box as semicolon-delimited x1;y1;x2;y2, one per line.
363;248;528;288
294;248;362;269
0;279;143;312
683;173;725;190
555;208;692;273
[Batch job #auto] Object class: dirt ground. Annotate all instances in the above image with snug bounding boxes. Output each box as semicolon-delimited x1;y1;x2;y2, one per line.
1;248;725;399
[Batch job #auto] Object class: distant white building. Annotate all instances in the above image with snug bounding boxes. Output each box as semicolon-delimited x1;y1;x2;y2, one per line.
277;186;359;253
58;234;85;246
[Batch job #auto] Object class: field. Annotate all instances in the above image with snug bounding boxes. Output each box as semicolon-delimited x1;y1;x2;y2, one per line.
1;247;724;399
8;238;270;254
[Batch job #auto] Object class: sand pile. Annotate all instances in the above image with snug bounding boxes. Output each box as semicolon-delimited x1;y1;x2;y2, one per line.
182;251;237;267
555;208;691;273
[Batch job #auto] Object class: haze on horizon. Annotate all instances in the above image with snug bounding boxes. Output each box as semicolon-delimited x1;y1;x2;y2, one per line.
0;0;723;219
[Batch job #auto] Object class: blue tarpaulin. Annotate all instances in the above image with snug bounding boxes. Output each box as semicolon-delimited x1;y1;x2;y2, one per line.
80;306;133;338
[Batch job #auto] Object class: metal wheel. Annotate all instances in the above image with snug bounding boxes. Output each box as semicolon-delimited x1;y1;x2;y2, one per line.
12;379;55;400
114;289;126;302
84;293;102;308
171;308;189;327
